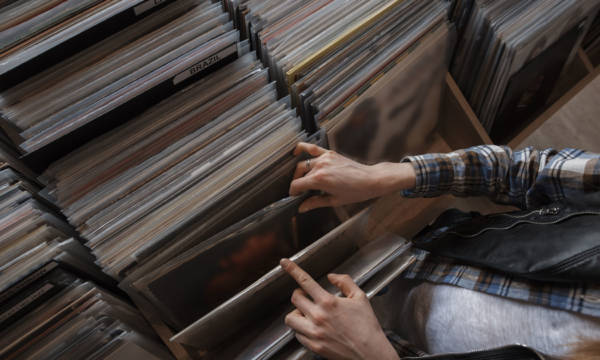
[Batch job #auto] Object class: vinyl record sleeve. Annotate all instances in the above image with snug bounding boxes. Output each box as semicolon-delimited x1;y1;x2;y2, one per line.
285;0;405;84
326;22;450;164
119;128;323;291
310;2;447;127
490;22;584;142
140;196;306;329
136;193;339;330
171;209;369;349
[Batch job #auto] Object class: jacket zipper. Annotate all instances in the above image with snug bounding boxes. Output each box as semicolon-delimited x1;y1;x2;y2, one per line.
488;209;546;219
446;210;600;238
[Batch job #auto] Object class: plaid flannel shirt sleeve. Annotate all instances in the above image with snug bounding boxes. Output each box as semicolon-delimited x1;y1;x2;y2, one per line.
401;145;600;209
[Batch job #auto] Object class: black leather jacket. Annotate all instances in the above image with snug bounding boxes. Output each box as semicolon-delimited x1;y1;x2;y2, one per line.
394;192;600;359
412;192;600;284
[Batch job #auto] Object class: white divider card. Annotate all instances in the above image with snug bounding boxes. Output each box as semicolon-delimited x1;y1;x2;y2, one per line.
173;43;239;85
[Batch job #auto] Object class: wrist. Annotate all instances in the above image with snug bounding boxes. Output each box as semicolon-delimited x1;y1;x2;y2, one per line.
375;331;401;360
360;331;401;360
371;162;416;196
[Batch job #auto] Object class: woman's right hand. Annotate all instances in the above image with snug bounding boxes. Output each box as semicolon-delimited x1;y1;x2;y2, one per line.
289;142;416;213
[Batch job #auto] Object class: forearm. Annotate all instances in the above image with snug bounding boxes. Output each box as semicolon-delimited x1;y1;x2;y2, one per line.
290;142;599;212
370;162;416;196
399;145;535;208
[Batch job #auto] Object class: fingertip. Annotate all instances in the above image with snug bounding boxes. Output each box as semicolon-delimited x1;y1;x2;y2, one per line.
293;142;308;156
298;203;310;213
289;181;299;196
280;258;291;269
327;273;339;283
289;177;313;197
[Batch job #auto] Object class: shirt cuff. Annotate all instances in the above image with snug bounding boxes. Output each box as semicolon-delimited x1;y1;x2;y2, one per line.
400;155;427;198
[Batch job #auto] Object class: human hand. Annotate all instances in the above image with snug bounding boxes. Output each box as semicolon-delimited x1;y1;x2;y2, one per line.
280;258;400;360
289;142;416;213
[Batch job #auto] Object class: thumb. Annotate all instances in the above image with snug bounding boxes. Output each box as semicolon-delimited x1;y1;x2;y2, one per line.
328;273;362;298
299;195;334;213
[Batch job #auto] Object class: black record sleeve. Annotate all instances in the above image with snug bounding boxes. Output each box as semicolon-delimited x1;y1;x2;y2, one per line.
491;22;584;142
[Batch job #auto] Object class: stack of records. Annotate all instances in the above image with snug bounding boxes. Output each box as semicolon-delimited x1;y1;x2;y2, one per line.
120;193;340;332
41;54;342;350
228;0;453;164
0;0;179;90
0;0;240;169
0;269;172;360
1;160;169;359
451;0;598;141
166;209;416;358
447;0;475;40
43;53;311;280
1;166;112;293
583;11;600;65
1;143;39;192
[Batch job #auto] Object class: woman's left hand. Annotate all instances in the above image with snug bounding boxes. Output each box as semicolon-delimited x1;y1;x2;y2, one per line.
280;258;400;360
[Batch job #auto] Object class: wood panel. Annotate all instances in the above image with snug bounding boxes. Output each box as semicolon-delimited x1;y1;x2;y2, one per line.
439;73;493;149
508;59;600;148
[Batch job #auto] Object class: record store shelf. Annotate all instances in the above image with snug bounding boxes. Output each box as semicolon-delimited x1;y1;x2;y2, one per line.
3;2;599;359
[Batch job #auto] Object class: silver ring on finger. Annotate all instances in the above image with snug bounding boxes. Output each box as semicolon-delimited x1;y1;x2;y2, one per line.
305;158;311;172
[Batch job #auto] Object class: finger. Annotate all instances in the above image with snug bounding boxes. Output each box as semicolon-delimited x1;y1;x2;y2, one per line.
328;273;363;298
292;159;315;180
285;309;317;336
280;258;330;303
289;175;319;196
291;288;318;316
295;333;322;355
299;194;335;213
293;142;327;157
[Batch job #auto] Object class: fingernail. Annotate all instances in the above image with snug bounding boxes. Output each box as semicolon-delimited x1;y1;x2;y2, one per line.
280;258;290;268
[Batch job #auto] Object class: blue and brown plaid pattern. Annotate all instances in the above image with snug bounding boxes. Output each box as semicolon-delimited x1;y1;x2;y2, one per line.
399;145;600;317
402;145;599;208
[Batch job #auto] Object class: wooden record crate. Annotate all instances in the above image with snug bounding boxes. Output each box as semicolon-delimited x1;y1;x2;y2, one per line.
441;46;600;150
